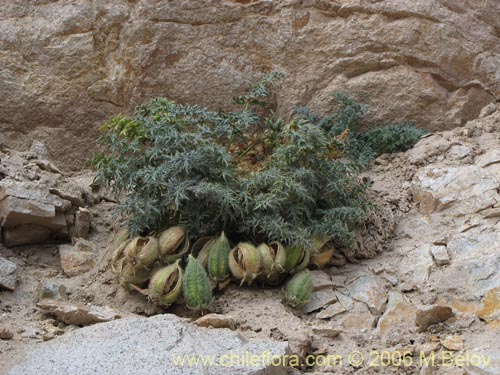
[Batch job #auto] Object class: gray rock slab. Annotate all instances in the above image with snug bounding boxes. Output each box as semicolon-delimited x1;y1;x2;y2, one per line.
6;314;289;375
0;257;17;291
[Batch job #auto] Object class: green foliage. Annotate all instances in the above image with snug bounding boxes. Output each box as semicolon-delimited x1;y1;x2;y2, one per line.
90;74;425;249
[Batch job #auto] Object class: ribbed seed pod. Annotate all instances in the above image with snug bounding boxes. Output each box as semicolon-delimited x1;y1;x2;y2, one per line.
158;226;189;263
124;236;159;269
191;236;216;267
228;243;261;285
148;260;183;307
256;242;287;285
109;239;131;275
182;255;213;311
116;258;150;290
284;269;313;308
284;245;310;274
207;232;231;282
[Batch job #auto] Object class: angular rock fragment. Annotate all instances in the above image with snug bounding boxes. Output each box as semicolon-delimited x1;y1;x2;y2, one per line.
430;245;450;266
348;276;388;315
0;257;17;290
415;305;454;332
37;299;134;326
36;280;67;301
193;314;237;330
59;239;97;277
301;288;337;314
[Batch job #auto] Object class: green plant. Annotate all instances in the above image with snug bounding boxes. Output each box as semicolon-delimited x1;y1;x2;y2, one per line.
91;74;424;251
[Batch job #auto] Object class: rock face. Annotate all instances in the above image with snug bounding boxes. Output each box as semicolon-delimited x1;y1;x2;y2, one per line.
0;146;91;247
6;314;289;375
1;0;499;170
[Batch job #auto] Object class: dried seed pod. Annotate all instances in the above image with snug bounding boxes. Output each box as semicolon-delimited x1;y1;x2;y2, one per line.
124;236;159;269
311;247;335;269
109;239;131;275
163;236;190;264
183;255;213;311
284;269;313;308
112;228;130;251
116;258;150;290
148;260;183;307
284;245;310;274
207;232;231;282
192;236;216;267
256;242;287;285
228;242;261;285
158;227;187;260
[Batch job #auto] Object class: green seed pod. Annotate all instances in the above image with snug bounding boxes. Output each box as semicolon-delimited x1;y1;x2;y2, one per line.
116;258;150;290
207;232;231;282
191;236;216;267
148;260;183;307
124;236;159;269
158;226;187;258
284;245;310;274
285;269;313;308
228;243;261;285
182;255;213;311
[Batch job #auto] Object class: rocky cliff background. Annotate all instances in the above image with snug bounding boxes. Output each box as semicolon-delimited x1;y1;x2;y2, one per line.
1;0;500;170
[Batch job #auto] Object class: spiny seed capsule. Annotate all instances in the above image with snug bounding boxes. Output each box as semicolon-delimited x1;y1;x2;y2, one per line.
284;269;313;308
148;260;183;307
182;255;213;311
228;243;261;286
158;226;189;263
207;232;231;282
124;236;159;269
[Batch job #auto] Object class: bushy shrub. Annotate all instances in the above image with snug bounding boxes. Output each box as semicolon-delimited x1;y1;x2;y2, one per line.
90;74;424;249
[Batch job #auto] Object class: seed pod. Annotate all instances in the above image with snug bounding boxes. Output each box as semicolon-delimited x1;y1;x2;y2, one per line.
124;236;159;269
157;226;189;263
164;237;190;264
311;247;335;269
256;242;287;285
112;228;130;251
191;236;216;267
116;258;150;290
228;242;261;285
148;260;183;307
109;239;131;275
207;232;231;282
284;245;310;274
183;255;212;311
285;269;313;308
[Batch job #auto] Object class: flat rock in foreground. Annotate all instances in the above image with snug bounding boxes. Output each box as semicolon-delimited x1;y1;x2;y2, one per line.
6;314;289;375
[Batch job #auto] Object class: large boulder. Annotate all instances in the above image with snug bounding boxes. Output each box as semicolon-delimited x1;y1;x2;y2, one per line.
5;314;289;375
1;0;499;169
